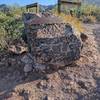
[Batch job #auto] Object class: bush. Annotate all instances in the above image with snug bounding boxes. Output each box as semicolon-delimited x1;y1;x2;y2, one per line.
0;26;7;51
79;4;100;22
52;4;100;22
0;6;24;51
96;14;100;21
80;15;96;23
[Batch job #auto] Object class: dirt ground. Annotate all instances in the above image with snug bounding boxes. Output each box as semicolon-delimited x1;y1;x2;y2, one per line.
0;24;100;100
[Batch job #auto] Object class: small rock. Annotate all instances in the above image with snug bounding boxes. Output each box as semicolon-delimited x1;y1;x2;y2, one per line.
24;64;33;73
34;63;46;72
9;45;28;55
80;33;88;42
33;69;35;72
21;54;33;64
43;95;48;100
77;80;87;90
43;95;54;100
8;58;16;66
25;72;28;76
94;69;100;78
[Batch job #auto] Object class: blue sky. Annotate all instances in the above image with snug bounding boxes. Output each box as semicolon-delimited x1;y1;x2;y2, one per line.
0;0;57;6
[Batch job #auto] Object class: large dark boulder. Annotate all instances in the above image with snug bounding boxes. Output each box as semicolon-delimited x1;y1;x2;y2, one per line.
22;13;83;72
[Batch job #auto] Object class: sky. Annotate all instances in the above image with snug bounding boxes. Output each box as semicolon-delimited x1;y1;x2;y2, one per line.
0;0;57;6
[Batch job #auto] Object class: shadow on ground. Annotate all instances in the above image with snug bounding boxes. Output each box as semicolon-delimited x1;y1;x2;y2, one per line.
0;52;78;100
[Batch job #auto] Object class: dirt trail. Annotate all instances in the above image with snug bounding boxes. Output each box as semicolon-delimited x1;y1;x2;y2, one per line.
0;24;100;100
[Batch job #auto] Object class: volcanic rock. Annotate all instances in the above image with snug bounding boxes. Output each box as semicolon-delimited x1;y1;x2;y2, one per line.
23;13;83;72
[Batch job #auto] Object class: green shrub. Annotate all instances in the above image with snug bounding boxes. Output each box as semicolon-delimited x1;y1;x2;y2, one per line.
0;6;24;51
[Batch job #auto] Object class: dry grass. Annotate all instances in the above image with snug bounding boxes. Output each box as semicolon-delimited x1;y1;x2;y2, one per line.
54;13;84;33
80;15;96;23
86;16;96;23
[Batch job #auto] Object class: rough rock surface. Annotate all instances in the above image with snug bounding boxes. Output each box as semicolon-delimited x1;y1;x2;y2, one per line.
23;13;82;72
8;38;28;55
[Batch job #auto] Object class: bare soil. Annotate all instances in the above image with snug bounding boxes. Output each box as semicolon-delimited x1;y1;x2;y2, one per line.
0;24;100;100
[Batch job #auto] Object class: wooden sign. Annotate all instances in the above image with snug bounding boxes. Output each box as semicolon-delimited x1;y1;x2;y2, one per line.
26;3;39;13
58;0;81;14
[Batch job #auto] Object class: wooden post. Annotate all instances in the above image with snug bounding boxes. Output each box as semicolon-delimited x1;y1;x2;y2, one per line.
36;3;39;13
58;0;61;14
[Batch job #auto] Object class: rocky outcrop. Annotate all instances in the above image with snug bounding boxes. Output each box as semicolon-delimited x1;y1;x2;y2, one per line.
22;13;83;72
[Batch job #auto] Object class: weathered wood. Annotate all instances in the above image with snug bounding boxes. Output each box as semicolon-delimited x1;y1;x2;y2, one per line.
59;0;81;5
58;0;81;14
26;3;39;13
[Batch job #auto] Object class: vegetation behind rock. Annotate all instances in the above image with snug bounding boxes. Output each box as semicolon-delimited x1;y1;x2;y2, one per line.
0;3;100;51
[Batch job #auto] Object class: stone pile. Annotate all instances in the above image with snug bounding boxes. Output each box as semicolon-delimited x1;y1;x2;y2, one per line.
22;13;83;73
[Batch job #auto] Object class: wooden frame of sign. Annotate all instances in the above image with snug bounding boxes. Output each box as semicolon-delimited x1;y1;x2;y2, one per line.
58;0;81;14
26;3;39;13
